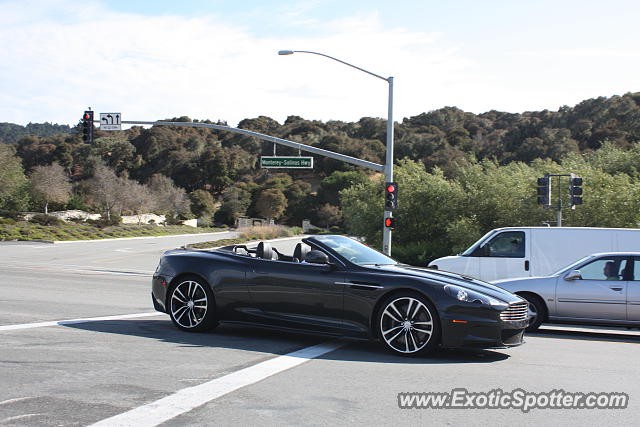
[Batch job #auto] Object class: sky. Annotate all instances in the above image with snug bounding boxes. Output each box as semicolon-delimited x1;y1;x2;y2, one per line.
1;0;638;127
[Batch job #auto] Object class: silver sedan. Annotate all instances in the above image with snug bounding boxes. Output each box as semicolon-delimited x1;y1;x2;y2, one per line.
492;252;640;331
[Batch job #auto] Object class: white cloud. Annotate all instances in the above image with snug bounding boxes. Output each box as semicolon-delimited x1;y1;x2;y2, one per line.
0;0;638;128
0;0;473;126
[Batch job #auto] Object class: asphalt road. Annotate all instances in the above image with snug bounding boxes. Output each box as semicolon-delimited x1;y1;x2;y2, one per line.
1;234;638;426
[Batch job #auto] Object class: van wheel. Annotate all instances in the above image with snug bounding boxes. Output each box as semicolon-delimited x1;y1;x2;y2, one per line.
519;293;545;332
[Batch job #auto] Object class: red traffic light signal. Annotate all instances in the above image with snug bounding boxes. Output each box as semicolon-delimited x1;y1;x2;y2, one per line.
384;217;395;229
82;110;94;143
384;182;398;211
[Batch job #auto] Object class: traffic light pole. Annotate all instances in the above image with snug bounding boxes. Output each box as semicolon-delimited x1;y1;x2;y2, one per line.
110;120;385;172
555;175;563;227
382;77;394;255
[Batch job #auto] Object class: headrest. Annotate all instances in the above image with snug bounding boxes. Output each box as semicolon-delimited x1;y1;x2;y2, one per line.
293;242;311;262
256;242;273;260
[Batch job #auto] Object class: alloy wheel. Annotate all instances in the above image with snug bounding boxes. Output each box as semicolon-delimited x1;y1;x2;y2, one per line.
170;280;208;329
380;297;434;354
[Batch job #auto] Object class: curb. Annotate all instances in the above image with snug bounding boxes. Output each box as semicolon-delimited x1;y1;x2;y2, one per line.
16;230;236;244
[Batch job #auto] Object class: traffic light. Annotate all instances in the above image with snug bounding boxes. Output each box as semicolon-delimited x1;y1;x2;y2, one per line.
82;110;94;143
384;182;398;211
569;175;583;207
384;217;396;230
537;176;551;206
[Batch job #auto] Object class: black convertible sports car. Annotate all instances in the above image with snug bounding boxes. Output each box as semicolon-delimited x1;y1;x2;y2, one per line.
152;235;528;356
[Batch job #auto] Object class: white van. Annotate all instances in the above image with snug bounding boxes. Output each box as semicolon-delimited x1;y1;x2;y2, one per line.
427;227;640;282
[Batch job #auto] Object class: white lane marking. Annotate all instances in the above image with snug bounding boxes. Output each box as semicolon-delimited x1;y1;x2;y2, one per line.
0;397;35;406
89;341;344;427
0;312;163;332
0;263;154;277
51;231;236;244
0;413;44;422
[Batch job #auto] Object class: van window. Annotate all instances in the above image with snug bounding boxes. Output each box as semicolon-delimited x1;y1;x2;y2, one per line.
484;231;525;258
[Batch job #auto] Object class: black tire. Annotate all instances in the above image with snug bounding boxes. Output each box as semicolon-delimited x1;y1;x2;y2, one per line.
168;275;218;332
377;292;441;356
520;293;546;332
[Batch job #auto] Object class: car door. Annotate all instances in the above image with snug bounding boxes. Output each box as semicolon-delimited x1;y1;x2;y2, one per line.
556;256;628;321
627;257;640;321
245;257;345;334
478;230;529;281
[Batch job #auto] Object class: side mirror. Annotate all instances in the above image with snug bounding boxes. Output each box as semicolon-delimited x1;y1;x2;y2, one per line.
564;270;582;281
304;250;330;265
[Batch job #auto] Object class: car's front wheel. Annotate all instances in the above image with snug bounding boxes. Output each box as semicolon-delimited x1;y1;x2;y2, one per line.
377;293;440;356
520;293;545;332
168;276;218;332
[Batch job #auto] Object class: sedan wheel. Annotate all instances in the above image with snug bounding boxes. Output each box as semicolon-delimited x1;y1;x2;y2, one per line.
169;277;217;332
520;294;545;332
378;294;440;356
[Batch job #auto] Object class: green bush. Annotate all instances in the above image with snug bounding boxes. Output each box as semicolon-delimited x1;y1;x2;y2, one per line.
29;214;64;226
86;215;122;228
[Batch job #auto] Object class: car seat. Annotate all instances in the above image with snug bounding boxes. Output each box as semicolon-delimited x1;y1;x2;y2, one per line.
293;243;311;262
256;242;274;260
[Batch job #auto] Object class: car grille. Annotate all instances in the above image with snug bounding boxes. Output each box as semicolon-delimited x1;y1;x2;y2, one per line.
500;302;528;321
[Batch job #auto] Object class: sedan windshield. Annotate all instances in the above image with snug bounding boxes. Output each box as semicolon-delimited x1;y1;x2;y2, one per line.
313;235;397;265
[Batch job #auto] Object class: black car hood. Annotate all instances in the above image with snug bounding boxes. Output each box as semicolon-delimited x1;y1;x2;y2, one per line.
368;264;523;304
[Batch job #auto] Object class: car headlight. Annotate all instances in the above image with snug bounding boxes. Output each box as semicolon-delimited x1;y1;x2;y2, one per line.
444;285;507;308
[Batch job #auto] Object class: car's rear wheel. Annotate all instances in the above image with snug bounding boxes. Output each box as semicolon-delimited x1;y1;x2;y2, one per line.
520;293;545;332
168;276;218;332
377;293;440;356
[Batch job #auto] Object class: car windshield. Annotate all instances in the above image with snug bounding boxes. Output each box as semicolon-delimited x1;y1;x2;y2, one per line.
460;230;495;256
551;255;594;276
312;235;397;265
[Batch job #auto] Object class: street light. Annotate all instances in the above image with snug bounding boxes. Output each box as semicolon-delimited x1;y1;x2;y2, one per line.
278;49;395;255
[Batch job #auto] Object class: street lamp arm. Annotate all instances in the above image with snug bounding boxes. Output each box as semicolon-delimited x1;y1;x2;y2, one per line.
281;50;389;82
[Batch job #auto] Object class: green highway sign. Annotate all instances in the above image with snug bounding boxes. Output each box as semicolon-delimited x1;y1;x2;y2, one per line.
260;156;313;169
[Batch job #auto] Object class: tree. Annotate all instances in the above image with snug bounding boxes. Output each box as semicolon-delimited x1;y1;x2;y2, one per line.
255;188;287;221
317;171;368;206
316;203;342;228
189;189;216;218
29;163;72;215
87;164;123;220
120;179;155;224
148;174;190;217
0;144;30;214
214;186;252;225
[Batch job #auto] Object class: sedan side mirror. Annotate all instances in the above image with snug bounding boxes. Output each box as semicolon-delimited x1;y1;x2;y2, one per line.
564;270;582;281
304;250;330;265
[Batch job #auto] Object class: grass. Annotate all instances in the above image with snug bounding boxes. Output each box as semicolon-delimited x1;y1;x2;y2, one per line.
0;221;226;241
187;225;304;249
